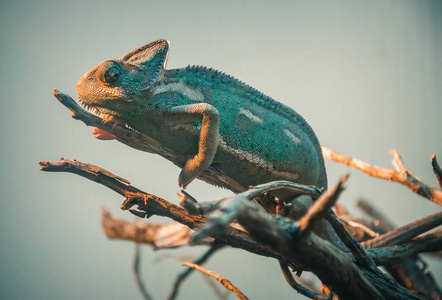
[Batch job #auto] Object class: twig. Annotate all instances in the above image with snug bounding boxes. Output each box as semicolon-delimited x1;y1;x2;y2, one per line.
355;200;442;299
199;273;230;300
278;261;328;300
322;146;442;205
181;263;249;300
431;154;442;189
168;245;223;300
101;208;213;248
357;199;395;231
366;228;442;265
296;174;348;241
361;211;442;249
134;243;152;300
389;257;442;299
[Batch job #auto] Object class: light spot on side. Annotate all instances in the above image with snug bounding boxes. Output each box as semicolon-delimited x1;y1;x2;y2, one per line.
271;170;299;181
283;129;302;145
219;138;300;181
153;82;204;102
219;138;273;170
238;107;264;124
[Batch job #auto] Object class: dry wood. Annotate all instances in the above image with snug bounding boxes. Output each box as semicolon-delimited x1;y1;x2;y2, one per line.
431;154;442;189
133;243;152;300
278;260;328;300
168;245;223;300
181;263;248;300
322;146;442;205
40;158;440;299
101;208;213;248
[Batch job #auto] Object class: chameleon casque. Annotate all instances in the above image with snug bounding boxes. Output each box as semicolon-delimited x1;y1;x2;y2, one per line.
76;39;343;247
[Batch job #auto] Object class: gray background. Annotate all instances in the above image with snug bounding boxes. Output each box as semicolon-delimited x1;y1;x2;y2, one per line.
1;0;441;299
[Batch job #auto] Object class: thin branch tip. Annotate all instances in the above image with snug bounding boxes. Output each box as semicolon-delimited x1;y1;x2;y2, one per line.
430;154;442;189
324;147;442;206
181;263;249;300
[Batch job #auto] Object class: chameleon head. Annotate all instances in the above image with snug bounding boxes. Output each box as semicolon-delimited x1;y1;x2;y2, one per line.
76;39;170;117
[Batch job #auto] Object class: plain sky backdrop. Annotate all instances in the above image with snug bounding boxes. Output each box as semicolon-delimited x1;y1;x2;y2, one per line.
1;0;441;299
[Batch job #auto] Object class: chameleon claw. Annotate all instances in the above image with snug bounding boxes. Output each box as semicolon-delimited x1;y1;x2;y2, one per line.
178;169;194;188
178;153;214;188
178;162;200;188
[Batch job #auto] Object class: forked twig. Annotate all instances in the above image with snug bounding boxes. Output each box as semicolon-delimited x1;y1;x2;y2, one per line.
322;146;442;205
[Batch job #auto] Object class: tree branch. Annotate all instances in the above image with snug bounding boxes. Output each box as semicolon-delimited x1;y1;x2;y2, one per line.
431;154;442;190
361;212;442;249
181;263;249;300
40;158;437;299
278;260;328;300
168;245;224;300
101;208;213;248
322;146;442;205
39;158;286;262
133;243;152;300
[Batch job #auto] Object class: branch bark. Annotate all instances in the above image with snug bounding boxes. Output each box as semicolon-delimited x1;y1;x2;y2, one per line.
182;263;249;300
322;146;442;206
40;158;437;299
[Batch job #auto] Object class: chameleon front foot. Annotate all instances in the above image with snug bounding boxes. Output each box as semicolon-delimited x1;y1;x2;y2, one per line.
92;127;116;140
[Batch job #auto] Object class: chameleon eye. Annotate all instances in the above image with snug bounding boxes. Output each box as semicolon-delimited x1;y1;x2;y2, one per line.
97;61;121;84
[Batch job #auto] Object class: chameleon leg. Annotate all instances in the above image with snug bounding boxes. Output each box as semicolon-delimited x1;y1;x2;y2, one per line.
167;104;220;187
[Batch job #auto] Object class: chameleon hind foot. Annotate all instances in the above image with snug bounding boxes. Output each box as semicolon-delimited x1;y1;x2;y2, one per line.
178;155;209;188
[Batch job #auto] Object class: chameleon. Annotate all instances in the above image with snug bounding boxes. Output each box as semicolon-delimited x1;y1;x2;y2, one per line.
76;39;344;248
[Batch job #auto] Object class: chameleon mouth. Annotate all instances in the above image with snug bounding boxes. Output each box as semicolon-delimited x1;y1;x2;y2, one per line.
77;98;139;134
77;98;103;117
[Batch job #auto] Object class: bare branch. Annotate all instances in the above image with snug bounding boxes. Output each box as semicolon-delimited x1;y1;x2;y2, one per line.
182;263;249;300
389;257;442;299
322;146;442;205
101;208;213;248
352;200;442;299
40;158;285;261
357;199;395;231
366;228;442;265
200;274;230;300
168;245;223;300
296;174;348;240
361;211;442;249
431;154;442;189
278;261;328;300
41;158;433;299
133;244;152;300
